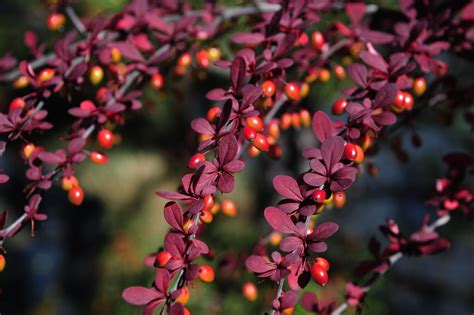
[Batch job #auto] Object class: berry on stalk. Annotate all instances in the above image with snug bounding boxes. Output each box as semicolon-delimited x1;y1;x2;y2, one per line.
412;77;426;96
150;73;164;89
68;186;84;206
284;82;300;101
242;282;258;301
311;31;325;50
243;126;257;142
262;80;276;97
97;129;114;149
89;66;104;85
246;116;264;132
47;13;65;31
315;257;330;271
198;265;215;283
312;189;326;203
331;99;347;115
155;250;172;267
188;153;205;169
90;151;108;165
253;133;270;152
310;263;328;286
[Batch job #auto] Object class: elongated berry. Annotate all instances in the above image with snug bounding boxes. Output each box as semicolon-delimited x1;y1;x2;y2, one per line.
315;257;330;271
188;153;205;169
150;73;164;89
331;99;347;115
403;92;414;110
38;68;55;83
253;133;269;152
242;282;258;301
9;98;25;112
344;143;358;160
206;107;220;123
311;31;325;50
412;77;426;96
284;82;300;101
196;50;210;68
333;191;346;208
47;13;65;31
247;116;264;132
318;68;331;83
243;126;257;142
221;199;237;217
202;195;215;213
0;254;5;272
198;265;215;283
156;250;172;267
333;64;346;80
311;263;328;286
68;186;84;206
61;176;79;191
393;91;405;109
178;53;192;68
23;143;35;160
280;113;292;130
90;151;108;165
175;287;190;305
262;80;276;97
199;210;213;224
89;66;104;85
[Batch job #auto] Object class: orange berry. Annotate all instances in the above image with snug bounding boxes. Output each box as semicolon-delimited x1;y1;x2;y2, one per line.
412;77;426;96
0;255;5;272
198;265;215;283
110;47;122;63
333;191;346;208
246;116;264;132
206;107;220;123
61;176;79;191
150;73;164;89
247;145;261;157
262;80;276;97
300;82;310;98
354;145;365;164
89;66;104;85
22;143;35;160
178;53;192;68
221;199;237;217
175;287;190;305
13;76;29;89
183;307;191;315
333;64;346;80
318;68;331;83
291;112;301;129
268;121;280;138
207;47;221;62
242;282;258;301
38;68;55;83
199;210;213;224
47;13;65;31
280;113;292;130
269;231;282;246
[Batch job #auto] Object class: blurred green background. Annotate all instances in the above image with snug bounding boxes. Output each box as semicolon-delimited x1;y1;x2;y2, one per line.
0;1;473;315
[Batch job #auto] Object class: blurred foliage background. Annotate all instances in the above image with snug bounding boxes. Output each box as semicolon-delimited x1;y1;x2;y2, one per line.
0;1;473;315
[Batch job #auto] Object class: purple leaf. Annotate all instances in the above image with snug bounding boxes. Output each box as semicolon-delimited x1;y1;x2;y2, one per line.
348;63;368;87
313;221;339;239
122;287;159;305
163;202;183;231
264;207;297;234
360;51;388;73
273;175;303;201
374;83;398;107
312;111;333;143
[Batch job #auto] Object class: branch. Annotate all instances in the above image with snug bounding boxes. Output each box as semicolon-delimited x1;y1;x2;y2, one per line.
65;6;87;35
330;214;451;315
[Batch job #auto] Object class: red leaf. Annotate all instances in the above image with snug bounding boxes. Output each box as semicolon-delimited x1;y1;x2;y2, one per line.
312;111;333;143
264;207;297;234
273;175;303;201
122;286;159;305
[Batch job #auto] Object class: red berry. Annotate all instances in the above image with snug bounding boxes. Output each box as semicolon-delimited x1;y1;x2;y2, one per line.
412;77;426;96
202;195;215;213
188;153;205;169
284;82;300;101
80;100;96;111
97;130;114;149
315;257;330;271
253;133;270;152
150;73;164;89
311;263;328;286
296;32;309;46
206;107;220;123
311;31;325;50
198;265;215;283
344;143;358;160
403;92;414;110
196;50;210;68
156;250;172;267
247;116;264;132
242;282;258;301
68;186;84;206
90;151;108;165
312;189;326;203
262;80;276;97
331;99;347;115
243;126;257;142
9;98;25;112
393;91;405;109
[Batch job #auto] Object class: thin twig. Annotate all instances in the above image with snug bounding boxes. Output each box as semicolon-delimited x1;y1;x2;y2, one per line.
330;214;451;315
65;6;87;35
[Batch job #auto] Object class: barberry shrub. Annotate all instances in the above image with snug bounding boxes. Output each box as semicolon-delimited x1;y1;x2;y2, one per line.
0;0;473;314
